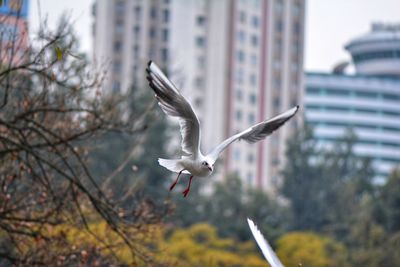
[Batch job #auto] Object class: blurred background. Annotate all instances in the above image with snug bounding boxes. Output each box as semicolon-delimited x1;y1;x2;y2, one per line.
0;0;399;266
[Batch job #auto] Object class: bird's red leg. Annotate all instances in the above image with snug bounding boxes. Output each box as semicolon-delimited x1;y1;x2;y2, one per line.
169;170;184;191
182;176;194;197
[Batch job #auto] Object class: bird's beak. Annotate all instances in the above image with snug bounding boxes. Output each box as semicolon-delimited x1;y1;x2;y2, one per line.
208;166;213;171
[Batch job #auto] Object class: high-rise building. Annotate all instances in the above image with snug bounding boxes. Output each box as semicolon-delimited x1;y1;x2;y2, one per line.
305;23;400;181
0;0;29;65
92;0;306;193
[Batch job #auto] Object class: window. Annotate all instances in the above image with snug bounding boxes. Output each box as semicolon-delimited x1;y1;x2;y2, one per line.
236;110;242;121
162;9;169;22
273;97;281;108
293;21;301;34
248;113;255;124
236;90;243;101
196;36;206;47
149;27;156;39
115;1;125;15
237;30;246;43
382;93;400;100
195;77;204;87
113;61;122;72
133;44;139;59
251;35;259;47
195;98;203;107
114;41;122;52
247;153;254;163
134;6;141;19
275;0;283;13
236;69;244;84
115;20;124;33
251;16;260;28
112;81;121;93
275;20;283;32
250;74;257;86
355;91;378;99
234;149;241;160
307;87;321;94
251;54;257;66
197;15;206;26
161;48;168;62
249;93;256;104
274;76;281;88
162;28;169;42
293;1;302;16
252;0;261;8
133;25;140;39
326;89;350;97
247;172;253;185
237;50;245;63
239;11;246;23
197;56;206;68
150;6;157;19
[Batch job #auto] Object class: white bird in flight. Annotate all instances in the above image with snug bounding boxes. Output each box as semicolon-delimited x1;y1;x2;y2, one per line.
146;61;299;197
247;218;284;267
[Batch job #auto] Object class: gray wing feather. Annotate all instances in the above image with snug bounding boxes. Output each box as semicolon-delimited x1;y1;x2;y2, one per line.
207;106;299;164
247;218;285;267
146;61;201;158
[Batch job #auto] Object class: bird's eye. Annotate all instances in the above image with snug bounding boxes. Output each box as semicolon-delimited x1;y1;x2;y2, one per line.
205;162;208;166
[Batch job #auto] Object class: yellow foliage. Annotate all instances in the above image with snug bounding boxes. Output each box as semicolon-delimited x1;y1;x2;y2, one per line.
38;221;268;266
159;223;268;267
276;232;349;267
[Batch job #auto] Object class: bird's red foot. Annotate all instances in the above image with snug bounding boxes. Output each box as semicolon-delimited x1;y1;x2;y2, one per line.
182;188;190;197
182;176;193;197
170;170;183;191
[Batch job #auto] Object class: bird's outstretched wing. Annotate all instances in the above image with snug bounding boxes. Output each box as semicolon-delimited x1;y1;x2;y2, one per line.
207;106;299;164
247;218;284;267
146;61;201;159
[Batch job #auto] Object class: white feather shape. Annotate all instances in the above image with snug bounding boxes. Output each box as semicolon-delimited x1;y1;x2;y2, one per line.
247;218;284;267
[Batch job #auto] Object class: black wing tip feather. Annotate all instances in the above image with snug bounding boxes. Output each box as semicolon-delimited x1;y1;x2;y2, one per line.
146;60;157;92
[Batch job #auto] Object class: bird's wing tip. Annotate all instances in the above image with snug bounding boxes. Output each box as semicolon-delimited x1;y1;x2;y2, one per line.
147;60;153;67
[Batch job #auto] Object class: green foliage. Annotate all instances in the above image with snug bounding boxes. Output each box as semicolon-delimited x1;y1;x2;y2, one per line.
169;175;290;242
276;232;349;267
281;125;375;236
377;169;400;233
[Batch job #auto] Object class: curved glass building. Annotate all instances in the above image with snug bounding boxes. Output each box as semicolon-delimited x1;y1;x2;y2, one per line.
305;24;400;180
345;23;400;77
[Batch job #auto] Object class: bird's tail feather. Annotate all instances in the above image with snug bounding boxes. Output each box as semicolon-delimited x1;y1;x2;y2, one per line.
158;158;182;173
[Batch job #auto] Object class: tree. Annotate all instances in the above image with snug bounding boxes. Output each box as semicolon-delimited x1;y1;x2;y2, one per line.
88;86;173;204
281;125;375;237
281;124;326;230
0;16;168;265
160;223;268;267
169;175;289;243
377;169;400;233
276;232;349;267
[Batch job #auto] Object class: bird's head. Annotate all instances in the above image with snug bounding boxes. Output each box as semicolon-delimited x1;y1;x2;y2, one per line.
201;160;214;172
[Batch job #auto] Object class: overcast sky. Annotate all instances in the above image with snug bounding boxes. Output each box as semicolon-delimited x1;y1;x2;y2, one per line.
29;0;400;72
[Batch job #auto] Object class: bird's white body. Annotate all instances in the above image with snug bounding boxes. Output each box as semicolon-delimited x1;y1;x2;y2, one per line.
179;157;213;177
158;154;213;177
146;61;299;196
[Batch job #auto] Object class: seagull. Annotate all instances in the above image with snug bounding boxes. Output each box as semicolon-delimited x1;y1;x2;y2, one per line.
247;218;284;267
146;61;299;197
